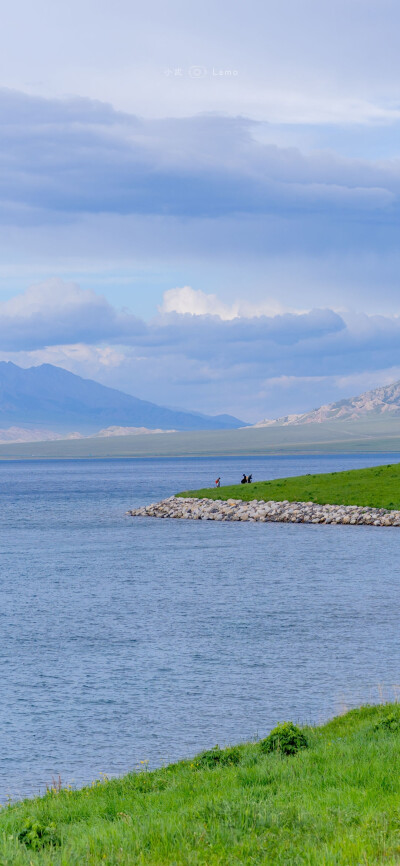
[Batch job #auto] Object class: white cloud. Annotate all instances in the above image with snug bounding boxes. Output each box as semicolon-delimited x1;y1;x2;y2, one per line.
0;278;143;349
160;286;293;320
161;286;235;319
2;278;102;317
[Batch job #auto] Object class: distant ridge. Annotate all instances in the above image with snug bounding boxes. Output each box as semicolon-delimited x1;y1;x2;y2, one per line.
0;362;245;433
254;380;400;427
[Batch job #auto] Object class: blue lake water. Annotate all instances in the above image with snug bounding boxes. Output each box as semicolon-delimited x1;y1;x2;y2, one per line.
1;453;400;801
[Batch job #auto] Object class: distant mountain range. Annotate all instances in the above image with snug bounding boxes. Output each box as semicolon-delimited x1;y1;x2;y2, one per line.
255;380;400;426
0;362;245;436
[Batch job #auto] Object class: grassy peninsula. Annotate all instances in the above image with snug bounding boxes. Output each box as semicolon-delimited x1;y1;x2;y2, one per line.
178;461;400;510
2;704;400;864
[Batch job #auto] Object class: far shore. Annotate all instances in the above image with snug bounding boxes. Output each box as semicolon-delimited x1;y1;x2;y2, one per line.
2;417;400;459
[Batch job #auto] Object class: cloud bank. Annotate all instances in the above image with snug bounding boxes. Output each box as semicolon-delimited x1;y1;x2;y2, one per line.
0;89;398;226
3;279;400;420
1;88;400;321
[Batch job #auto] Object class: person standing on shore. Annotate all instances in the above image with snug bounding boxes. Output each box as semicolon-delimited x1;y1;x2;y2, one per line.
215;477;221;487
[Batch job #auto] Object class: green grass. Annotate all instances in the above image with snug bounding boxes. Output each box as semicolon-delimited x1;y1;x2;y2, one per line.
178;461;400;510
2;705;400;863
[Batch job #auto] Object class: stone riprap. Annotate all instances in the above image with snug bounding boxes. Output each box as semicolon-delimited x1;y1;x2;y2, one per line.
128;496;400;526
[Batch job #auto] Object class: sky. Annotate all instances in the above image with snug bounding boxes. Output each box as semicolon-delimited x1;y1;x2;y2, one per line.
1;0;400;422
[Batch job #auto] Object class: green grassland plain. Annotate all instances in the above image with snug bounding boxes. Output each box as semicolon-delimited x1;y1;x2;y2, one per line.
2;416;400;459
2;705;400;864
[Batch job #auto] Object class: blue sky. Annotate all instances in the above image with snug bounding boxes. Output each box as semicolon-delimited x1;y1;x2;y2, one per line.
1;0;400;421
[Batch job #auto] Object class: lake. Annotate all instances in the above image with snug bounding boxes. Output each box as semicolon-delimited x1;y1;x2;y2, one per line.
1;453;400;801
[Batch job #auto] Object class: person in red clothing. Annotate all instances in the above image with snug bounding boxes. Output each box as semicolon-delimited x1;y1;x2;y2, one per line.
215;477;221;487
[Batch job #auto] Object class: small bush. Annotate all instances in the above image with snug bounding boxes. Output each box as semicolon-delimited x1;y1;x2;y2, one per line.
196;745;241;768
18;817;60;850
260;722;308;756
374;713;400;733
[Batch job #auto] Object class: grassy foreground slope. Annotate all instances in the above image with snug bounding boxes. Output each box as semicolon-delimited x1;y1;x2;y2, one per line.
2;705;400;864
179;461;400;510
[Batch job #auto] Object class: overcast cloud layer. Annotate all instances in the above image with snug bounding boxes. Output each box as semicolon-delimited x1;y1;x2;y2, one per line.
2;90;399;220
1;86;400;314
0;1;400;418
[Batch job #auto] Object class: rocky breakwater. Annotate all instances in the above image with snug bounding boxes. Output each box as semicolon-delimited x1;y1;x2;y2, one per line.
128;497;400;526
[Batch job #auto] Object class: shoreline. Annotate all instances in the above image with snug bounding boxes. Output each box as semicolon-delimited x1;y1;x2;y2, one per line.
128;495;400;526
2;704;400;863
